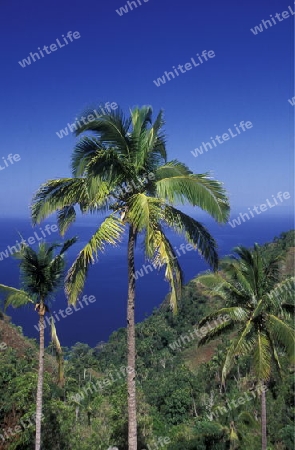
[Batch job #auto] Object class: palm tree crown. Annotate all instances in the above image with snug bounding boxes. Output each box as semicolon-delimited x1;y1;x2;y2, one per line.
1;238;77;310
32;106;230;310
197;244;295;384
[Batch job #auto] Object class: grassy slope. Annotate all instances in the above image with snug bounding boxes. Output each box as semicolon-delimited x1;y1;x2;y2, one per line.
0;312;58;375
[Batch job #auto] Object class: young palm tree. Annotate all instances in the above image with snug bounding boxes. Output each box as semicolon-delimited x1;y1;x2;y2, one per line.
31;105;230;450
196;244;295;450
0;238;76;450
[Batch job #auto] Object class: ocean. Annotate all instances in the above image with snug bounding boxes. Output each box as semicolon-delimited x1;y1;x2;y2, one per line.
0;213;294;348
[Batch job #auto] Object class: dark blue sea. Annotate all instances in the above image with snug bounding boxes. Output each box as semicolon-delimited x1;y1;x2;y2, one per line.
0;213;294;348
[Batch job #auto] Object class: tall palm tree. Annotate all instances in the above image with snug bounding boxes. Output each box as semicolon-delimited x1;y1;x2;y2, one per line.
31;105;230;449
196;244;295;450
0;238;76;450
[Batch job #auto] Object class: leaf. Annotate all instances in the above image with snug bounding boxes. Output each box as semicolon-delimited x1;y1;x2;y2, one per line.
65;215;125;304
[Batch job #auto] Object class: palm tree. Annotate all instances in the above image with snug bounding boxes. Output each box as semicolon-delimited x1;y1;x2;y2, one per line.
196;244;295;450
31;105;230;449
0;238;76;450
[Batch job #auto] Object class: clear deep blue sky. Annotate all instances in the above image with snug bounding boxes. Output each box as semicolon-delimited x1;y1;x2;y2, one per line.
0;0;294;219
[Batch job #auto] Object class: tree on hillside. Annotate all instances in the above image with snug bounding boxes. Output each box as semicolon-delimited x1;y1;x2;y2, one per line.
31;105;230;450
196;244;295;450
0;238;76;450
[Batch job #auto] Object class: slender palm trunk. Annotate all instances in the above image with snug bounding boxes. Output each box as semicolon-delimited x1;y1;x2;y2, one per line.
127;225;137;450
35;311;45;450
261;383;267;450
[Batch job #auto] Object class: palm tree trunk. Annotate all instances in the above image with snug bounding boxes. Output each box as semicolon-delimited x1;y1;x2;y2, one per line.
261;383;267;450
35;313;45;450
127;225;137;450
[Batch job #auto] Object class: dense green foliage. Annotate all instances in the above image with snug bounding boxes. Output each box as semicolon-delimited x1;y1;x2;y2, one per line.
0;230;294;449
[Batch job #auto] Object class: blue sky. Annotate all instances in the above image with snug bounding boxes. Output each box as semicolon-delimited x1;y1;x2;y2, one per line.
0;0;294;219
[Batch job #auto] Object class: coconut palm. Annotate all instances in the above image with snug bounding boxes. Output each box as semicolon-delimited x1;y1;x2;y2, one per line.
0;238;77;450
31;105;230;449
196;244;295;450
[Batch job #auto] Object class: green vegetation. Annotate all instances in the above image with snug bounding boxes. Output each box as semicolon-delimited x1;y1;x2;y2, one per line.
0;239;76;450
0;230;294;449
196;244;295;450
31;105;229;449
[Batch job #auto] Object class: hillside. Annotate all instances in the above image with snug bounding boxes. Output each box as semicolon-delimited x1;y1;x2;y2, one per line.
0;229;294;450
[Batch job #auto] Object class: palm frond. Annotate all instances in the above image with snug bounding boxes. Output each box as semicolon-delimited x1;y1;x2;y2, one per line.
253;332;272;381
155;160;192;179
0;285;34;309
57;206;76;235
163;205;219;269
267;314;295;362
155;173;230;222
148;227;183;314
65;215;125;304
199;307;248;326
198;319;236;346
222;319;253;384
127;193;162;233
71;136;107;177
75;106;132;156
31;178;88;225
197;273;247;303
59;237;78;255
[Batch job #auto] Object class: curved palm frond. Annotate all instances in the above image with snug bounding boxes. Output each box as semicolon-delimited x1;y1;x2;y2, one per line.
267;315;295;361
57;206;77;235
71;136;108;177
197;273;246;303
163;205;219;269
65;215;125;304
0;285;34;310
59;237;78;256
155;172;230;222
31;178;88;225
155;160;192;180
148;227;183;314
199;307;248;327
198;320;236;346
75;106;132;156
